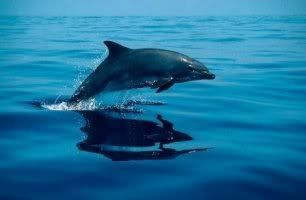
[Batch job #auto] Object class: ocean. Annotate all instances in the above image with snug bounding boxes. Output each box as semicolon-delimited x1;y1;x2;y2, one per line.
1;16;306;200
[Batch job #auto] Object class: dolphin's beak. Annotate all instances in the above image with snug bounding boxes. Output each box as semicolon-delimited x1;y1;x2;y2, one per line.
188;66;215;80
202;71;215;80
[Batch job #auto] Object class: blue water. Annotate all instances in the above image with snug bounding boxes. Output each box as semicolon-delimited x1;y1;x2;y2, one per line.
1;16;306;199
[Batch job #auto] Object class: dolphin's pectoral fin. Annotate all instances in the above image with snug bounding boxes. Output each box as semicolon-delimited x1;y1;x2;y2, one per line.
156;78;175;93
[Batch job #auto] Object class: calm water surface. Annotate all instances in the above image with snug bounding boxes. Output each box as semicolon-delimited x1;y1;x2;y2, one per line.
1;16;306;200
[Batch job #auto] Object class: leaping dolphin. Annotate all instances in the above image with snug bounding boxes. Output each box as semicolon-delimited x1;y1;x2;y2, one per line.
69;41;215;104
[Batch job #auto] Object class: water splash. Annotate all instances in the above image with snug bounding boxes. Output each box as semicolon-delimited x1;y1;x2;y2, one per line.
36;95;165;113
41;99;98;111
73;48;107;93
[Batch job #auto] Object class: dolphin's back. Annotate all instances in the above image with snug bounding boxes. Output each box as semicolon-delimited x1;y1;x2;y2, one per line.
123;48;187;76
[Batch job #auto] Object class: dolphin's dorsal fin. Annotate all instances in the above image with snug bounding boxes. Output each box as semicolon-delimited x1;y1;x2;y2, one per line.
104;41;130;58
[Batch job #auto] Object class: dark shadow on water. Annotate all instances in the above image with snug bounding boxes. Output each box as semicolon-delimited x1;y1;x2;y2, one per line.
77;111;211;161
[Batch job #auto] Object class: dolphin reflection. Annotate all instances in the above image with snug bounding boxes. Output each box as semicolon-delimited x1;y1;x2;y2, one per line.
76;111;210;161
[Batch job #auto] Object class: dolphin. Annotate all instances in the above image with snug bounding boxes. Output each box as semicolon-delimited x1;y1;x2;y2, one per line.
69;41;215;103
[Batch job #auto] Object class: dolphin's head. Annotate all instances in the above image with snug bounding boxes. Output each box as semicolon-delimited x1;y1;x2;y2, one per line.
185;57;215;80
174;56;215;82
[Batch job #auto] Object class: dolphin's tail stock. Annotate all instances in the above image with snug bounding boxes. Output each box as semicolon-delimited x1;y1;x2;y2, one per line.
67;78;109;105
67;89;90;105
67;93;81;105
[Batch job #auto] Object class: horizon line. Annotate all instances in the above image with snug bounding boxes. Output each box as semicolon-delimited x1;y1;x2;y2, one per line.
1;14;306;17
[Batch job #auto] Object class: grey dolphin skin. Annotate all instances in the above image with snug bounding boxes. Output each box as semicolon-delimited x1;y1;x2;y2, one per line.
69;41;215;104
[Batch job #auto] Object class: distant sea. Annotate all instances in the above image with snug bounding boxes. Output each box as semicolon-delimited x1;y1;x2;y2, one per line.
1;16;306;200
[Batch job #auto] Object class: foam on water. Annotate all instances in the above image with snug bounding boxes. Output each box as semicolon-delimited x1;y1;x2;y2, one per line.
41;99;98;111
39;96;165;113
